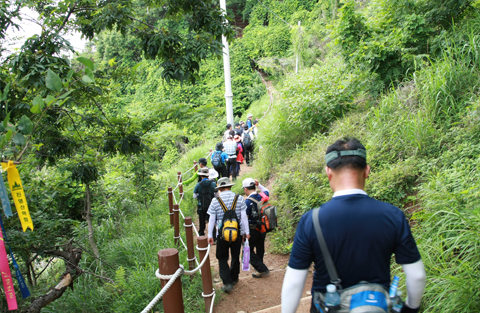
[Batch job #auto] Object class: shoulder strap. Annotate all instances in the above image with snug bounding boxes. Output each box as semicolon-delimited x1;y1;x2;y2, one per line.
231;194;239;211
217;197;228;213
246;195;262;205
312;207;342;288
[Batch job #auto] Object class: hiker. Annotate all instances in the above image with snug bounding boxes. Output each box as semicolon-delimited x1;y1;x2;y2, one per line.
207;178;250;292
224;135;238;180
193;168;217;237
211;143;228;178
234;122;243;136
243;178;270;278
234;135;244;177
247;113;253;129
252;120;259;137
198;157;218;182
242;125;254;166
224;123;233;142
240;120;245;131
281;138;426;313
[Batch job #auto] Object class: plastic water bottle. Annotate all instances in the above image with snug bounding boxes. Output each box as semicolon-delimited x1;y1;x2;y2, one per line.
392;290;404;312
325;284;341;311
389;276;400;298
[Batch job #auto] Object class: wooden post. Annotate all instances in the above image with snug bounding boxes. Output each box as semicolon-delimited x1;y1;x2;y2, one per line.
173;204;180;245
179;183;184;201
168;187;174;226
197;236;214;313
184;217;196;271
194;161;198;172
158;248;185;313
178;171;184;201
177;171;182;184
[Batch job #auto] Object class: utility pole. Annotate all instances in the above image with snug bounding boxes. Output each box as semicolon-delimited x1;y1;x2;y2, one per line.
295;21;301;74
220;0;234;126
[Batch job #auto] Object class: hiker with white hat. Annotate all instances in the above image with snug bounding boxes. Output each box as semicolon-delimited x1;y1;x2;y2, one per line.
247;113;253;129
193;168;217;237
207;177;250;292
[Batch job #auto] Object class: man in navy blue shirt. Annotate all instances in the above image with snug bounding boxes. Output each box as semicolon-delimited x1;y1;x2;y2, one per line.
243;178;270;278
281;138;426;313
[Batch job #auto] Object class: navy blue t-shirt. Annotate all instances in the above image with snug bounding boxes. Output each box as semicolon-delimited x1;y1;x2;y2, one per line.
288;194;421;293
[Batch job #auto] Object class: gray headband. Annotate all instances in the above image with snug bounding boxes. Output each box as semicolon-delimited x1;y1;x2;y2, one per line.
325;149;367;165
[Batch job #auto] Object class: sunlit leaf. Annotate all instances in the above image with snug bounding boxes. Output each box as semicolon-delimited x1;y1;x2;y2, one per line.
77;57;94;71
82;75;94;84
46;69;62;92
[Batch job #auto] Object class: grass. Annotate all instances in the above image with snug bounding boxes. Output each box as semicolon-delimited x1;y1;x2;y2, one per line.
244;22;480;312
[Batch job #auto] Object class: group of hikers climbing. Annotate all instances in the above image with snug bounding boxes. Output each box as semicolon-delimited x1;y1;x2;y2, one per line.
192;136;426;313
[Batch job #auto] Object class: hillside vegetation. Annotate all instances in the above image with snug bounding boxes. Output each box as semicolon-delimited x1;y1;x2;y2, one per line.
0;0;479;312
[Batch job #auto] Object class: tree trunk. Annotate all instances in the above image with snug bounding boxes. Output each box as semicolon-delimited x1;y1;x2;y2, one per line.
23;241;82;313
85;184;101;266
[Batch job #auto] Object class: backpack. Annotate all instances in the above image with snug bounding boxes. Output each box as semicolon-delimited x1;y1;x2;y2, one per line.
243;132;253;149
247;196;277;233
218;195;240;242
199;180;214;214
211;151;223;167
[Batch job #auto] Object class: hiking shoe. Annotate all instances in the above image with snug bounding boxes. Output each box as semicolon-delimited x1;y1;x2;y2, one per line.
221;284;233;292
232;279;239;286
252;270;270;278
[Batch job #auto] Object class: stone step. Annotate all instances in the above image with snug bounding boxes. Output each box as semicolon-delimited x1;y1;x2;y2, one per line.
250;296;312;313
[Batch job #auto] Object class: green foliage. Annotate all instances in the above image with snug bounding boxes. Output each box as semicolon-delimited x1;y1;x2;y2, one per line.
241;24;292;59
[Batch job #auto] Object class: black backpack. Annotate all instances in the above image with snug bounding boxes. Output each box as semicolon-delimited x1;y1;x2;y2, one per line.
211;151;223;167
243;132;253;149
199;180;214;213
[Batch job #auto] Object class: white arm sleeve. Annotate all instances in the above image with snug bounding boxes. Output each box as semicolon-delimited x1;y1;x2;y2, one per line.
401;259;426;308
258;183;269;194
208;214;216;238
282;266;309;313
241;210;249;235
193;193;198;199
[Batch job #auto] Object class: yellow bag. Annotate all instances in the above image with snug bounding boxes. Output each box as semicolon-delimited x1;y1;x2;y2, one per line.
218;195;240;242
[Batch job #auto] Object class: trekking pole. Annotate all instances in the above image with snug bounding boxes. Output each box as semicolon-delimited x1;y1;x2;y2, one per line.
194;161;198;172
173;204;180;245
168;187;174;226
184;217;196;271
197;236;214;313
158;248;185;313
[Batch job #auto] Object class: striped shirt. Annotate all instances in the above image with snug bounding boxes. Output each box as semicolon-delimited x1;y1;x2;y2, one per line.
207;190;248;235
223;140;237;157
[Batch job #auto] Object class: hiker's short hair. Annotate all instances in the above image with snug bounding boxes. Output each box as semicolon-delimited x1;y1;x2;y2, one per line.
326;138;367;170
229;130;235;136
245;185;256;191
253;120;258;125
226;123;232;129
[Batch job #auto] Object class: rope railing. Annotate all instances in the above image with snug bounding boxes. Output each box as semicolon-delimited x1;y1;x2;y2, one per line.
142;154;215;313
140;243;214;313
140;267;184;313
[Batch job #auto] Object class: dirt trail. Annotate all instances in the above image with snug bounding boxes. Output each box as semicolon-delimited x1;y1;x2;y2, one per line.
194;162;313;312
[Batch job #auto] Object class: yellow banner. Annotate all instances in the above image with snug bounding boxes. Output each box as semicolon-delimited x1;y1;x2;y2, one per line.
1;162;33;232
